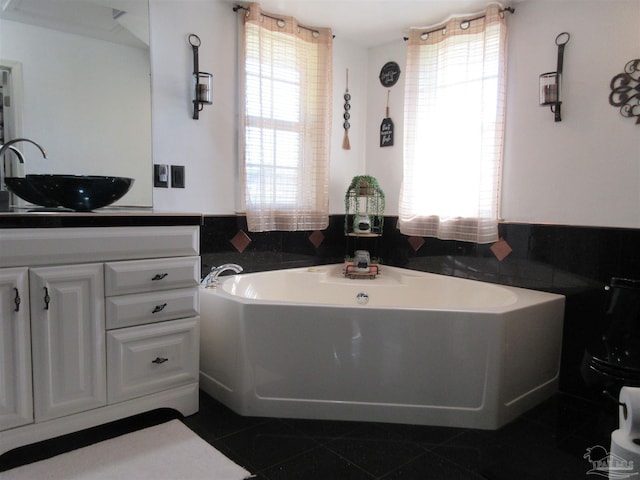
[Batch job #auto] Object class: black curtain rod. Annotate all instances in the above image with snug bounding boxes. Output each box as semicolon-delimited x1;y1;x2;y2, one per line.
403;6;515;41
232;4;322;37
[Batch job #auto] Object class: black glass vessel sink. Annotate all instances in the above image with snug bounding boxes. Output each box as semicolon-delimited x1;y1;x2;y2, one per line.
25;175;135;211
6;174;134;211
5;177;60;208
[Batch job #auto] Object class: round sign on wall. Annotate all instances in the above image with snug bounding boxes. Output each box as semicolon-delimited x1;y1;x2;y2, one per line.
379;61;401;87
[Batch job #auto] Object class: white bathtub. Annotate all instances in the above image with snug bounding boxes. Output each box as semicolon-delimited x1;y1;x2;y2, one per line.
199;264;565;430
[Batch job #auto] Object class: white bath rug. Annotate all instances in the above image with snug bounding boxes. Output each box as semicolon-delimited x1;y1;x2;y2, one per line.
0;419;252;480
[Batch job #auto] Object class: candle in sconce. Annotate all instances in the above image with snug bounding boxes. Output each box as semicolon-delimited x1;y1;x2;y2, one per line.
543;84;558;104
196;83;209;102
195;72;213;105
198;83;209;102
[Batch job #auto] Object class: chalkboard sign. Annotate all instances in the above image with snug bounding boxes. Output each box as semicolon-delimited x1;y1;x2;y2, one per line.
379;62;401;87
380;117;394;147
380;90;394;147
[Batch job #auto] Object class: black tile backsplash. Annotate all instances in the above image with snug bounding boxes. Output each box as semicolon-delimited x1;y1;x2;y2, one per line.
200;215;640;400
201;216;640;293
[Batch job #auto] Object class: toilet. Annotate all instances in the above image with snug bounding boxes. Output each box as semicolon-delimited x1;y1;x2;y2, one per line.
582;277;640;398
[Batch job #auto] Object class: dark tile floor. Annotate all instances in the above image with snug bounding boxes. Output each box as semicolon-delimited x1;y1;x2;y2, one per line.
0;389;621;479
182;390;619;479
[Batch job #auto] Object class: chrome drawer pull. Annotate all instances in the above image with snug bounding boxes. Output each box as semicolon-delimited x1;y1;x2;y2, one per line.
14;287;21;312
152;273;168;281
152;303;168;314
152;357;168;364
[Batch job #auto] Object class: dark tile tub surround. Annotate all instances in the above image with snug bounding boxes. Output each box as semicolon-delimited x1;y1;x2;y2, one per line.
201;216;640;291
201;215;640;401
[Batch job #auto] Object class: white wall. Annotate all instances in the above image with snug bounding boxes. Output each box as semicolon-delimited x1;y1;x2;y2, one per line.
150;0;237;213
151;0;640;228
329;37;369;214
150;0;367;214
365;0;640;227
365;39;406;216
502;0;640;227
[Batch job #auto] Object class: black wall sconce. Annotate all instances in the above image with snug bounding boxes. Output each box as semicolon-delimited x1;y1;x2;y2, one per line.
189;34;212;120
539;32;570;122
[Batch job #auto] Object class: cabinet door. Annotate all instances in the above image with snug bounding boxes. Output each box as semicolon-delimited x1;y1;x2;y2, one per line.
30;264;106;422
0;267;32;430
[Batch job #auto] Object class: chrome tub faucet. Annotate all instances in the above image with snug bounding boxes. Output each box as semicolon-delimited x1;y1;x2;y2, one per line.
201;263;243;288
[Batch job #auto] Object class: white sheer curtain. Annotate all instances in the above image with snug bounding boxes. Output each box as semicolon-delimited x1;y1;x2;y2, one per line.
398;3;508;244
238;3;333;232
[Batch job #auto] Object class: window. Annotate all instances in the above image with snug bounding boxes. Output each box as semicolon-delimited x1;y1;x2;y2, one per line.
239;4;333;232
398;4;508;244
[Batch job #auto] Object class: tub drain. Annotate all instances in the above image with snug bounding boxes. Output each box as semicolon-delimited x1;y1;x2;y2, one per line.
356;292;369;305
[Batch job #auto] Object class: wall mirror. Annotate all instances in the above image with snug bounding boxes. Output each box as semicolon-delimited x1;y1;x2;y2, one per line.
0;0;152;207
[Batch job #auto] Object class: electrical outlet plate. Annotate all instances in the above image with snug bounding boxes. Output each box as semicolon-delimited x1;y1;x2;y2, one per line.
171;165;185;188
154;164;168;188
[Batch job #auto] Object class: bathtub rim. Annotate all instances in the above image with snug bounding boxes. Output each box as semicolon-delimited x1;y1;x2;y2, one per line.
202;263;565;314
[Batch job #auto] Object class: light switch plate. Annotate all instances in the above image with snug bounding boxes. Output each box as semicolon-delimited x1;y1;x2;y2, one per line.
171;165;185;188
154;164;168;188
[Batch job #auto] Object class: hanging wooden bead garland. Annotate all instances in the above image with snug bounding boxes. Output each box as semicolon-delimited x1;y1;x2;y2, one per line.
342;68;351;150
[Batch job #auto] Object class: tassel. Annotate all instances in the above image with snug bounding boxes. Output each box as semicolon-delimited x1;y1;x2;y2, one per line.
342;129;351;150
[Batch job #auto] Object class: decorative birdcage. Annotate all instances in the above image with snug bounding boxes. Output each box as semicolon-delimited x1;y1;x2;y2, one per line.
344;175;385;236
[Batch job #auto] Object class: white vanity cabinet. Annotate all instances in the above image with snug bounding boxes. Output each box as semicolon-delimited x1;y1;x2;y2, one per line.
0;268;32;431
0;224;200;456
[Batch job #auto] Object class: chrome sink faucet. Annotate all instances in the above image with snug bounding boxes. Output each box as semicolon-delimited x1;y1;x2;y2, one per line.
2;146;25;165
201;263;243;288
1;146;25;178
0;138;47;190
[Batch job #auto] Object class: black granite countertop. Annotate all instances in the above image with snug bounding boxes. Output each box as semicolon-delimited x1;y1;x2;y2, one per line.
0;207;203;228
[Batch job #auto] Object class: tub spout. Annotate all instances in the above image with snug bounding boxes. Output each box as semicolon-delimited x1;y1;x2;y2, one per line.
201;263;243;288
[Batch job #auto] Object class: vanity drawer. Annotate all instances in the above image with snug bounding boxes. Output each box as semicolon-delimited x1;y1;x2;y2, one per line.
107;317;199;403
104;256;199;296
106;288;198;330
